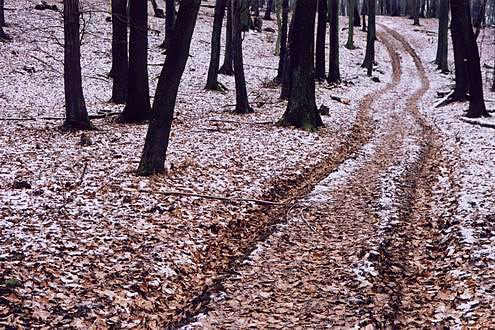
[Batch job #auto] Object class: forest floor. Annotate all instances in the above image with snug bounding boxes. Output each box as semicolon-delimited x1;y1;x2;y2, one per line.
1;1;494;329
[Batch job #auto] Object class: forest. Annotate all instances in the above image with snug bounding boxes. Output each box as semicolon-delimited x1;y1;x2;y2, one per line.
0;0;494;328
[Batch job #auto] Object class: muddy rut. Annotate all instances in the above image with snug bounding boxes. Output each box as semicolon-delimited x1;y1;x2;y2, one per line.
178;25;443;328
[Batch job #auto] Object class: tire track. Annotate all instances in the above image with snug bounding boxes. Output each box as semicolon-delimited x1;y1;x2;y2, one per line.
171;29;404;329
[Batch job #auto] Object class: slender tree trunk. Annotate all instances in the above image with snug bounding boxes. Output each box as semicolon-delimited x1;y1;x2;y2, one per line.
361;0;368;31
232;0;253;114
315;0;327;81
219;0;234;75
345;0;355;49
206;0;227;90
353;3;361;26
276;0;289;82
328;0;341;83
63;0;93;131
435;0;449;72
0;0;5;26
120;0;151;123
450;0;489;117
413;0;420;25
160;0;175;49
150;0;165;17
275;0;282;55
280;0;323;130
362;0;375;76
111;0;128;104
264;0;273;19
138;0;202;176
280;15;293;99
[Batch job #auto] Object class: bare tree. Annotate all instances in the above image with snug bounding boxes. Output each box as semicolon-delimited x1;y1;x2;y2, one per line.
435;0;449;73
205;0;227;91
362;0;375;76
327;0;341;84
219;0;234;75
110;0;128;104
279;0;323;130
63;0;93;131
138;0;202;176
315;0;327;81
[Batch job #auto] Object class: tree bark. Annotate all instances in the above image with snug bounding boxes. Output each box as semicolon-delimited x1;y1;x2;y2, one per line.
450;0;489;117
276;0;289;82
63;0;93;131
315;0;327;81
279;0;323;131
138;0;202;176
362;0;375;76
219;0;234;75
353;3;361;26
345;0;355;49
160;0;176;49
327;0;341;84
435;0;449;73
120;0;151;123
0;0;5;26
264;0;273;19
110;0;128;104
206;0;227;90
413;0;420;25
232;0;254;114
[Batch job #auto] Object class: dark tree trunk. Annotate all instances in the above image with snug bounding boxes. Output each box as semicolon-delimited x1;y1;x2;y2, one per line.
362;0;375;76
450;0;489;117
160;0;176;49
63;0;93;131
361;0;368;31
138;0;202;176
413;0;420;25
232;0;254;114
111;0;128;104
264;0;273;19
315;0;327;81
280;15;294;100
219;0;234;75
206;0;227;90
473;0;487;40
492;58;495;92
280;0;323;131
345;0;355;49
0;0;10;40
435;0;449;73
150;0;165;17
327;0;341;84
450;0;469;101
353;3;361;26
120;0;151;123
276;0;289;82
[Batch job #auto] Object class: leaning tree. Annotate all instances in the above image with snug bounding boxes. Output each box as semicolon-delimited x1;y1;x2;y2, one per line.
63;0;93;131
279;0;323;130
119;0;151;123
138;0;202;176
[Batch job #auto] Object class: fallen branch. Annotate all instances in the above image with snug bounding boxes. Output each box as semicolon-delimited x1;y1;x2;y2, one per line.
78;162;88;186
330;95;351;105
209;119;273;125
153;190;285;206
244;63;278;71
434;91;456;108
0;112;122;121
299;209;316;232
460;117;495;129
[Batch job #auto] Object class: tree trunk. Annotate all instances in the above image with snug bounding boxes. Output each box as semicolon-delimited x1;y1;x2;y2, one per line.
264;0;273;19
120;0;151;123
327;0;341;83
232;0;254;114
450;0;469;101
63;0;93;131
345;0;355;49
160;0;176;49
353;3;361;26
138;0;202;176
150;0;164;17
111;0;128;104
219;0;234;75
206;0;227;90
279;0;323;131
315;0;327;81
361;0;368;31
450;0;489;117
362;0;375;76
280;15;293;99
435;0;449;73
0;0;5;26
413;0;420;25
276;0;289;82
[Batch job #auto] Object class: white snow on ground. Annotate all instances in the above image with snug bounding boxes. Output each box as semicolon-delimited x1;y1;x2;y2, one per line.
380;16;495;327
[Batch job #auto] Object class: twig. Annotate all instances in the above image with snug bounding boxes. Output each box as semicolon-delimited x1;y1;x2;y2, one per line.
460;117;495;129
78;162;88;186
152;190;285;206
209;119;273;125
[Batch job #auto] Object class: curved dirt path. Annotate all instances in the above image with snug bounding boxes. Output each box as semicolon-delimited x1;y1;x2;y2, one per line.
181;26;441;328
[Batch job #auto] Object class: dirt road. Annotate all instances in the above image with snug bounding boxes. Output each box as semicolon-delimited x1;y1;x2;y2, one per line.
179;24;469;329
